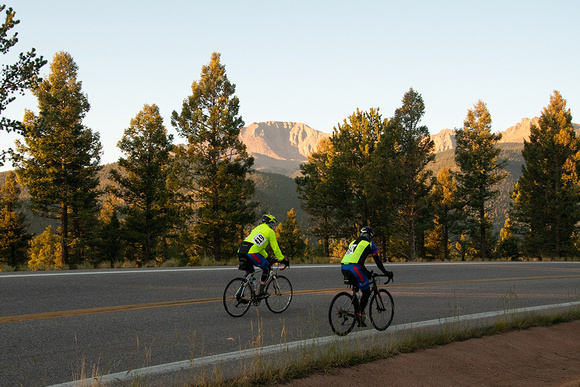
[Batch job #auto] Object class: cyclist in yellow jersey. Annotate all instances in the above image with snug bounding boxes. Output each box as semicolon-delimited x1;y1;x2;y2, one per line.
341;226;393;326
238;214;289;298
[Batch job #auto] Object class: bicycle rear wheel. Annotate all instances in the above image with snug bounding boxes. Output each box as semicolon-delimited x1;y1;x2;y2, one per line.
328;292;356;336
265;275;292;313
223;277;252;317
369;289;394;331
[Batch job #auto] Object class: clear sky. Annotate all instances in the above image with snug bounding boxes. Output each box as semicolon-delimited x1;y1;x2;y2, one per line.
1;0;579;171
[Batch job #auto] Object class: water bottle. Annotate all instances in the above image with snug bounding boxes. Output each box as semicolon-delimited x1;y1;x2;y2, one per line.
251;278;257;292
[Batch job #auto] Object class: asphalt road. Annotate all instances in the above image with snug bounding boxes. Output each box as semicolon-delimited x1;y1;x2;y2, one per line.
1;261;579;386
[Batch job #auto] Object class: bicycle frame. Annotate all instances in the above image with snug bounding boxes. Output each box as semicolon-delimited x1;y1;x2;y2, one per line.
242;260;286;295
329;273;394;335
349;273;387;301
224;259;292;317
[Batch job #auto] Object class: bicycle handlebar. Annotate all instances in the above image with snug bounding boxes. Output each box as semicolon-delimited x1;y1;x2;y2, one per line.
269;258;289;271
371;272;393;285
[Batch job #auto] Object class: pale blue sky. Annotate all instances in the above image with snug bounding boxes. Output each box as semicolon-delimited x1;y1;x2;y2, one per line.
1;0;579;170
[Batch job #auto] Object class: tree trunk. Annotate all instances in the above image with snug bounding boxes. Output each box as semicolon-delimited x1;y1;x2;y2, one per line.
60;202;68;268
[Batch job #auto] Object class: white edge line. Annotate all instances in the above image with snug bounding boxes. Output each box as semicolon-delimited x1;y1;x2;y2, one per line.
3;261;579;279
49;301;580;387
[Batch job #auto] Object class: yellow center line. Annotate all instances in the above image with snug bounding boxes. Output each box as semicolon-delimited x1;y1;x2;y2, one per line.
0;297;221;323
2;275;578;323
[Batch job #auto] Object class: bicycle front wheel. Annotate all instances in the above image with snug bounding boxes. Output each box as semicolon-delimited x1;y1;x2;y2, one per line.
369;289;394;331
265;275;293;313
328;292;356;336
223;277;252;317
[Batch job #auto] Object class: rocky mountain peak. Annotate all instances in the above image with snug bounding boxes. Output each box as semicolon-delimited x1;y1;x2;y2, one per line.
431;128;457;153
498;117;540;143
241;121;330;161
240;121;331;177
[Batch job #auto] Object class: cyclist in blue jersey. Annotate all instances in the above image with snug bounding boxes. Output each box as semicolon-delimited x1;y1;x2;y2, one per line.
238;214;289;298
341;226;393;327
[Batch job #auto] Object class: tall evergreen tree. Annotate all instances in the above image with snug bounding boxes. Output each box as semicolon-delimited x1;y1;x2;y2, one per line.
454;100;507;260
0;5;46;165
171;52;256;261
510;91;580;258
388;88;434;260
297;108;389;252
325;108;387;238
110;104;174;264
13;51;102;267
0;171;31;266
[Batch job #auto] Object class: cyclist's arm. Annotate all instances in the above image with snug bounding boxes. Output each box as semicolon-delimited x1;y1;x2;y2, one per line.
370;243;388;274
268;228;284;260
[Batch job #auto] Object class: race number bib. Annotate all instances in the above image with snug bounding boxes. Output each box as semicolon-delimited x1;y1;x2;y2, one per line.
252;233;266;247
345;244;357;255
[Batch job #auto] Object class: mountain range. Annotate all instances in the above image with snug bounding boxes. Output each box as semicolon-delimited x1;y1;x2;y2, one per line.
244;119;580;177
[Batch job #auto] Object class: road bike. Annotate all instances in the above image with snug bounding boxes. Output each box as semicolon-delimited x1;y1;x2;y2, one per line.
223;259;292;317
328;272;394;336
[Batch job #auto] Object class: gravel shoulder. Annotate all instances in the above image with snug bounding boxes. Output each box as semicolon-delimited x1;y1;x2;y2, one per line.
277;320;580;387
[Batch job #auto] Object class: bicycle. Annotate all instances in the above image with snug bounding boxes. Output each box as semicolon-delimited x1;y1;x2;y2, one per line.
223;259;292;317
328;272;394;336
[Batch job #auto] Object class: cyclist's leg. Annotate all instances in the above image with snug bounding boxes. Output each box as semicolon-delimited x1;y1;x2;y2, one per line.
341;268;360;312
247;253;270;296
341;265;369;325
360;288;371;311
342;264;370;326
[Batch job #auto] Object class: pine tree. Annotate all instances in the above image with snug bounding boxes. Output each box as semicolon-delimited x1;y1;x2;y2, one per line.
110;104;174;264
0;171;31;266
171;52;256;261
13;52;102;267
454;100;507;260
0;5;46;165
275;208;307;260
388;88;435;260
329;108;386;232
510;91;580;258
296;108;390;255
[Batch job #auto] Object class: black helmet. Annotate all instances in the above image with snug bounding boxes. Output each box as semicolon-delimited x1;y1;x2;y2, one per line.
360;226;374;238
262;214;277;224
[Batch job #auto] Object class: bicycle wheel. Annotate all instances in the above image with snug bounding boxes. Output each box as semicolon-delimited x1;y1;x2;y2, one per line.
368;289;394;331
265;275;293;313
223;277;252;317
328;292;356;336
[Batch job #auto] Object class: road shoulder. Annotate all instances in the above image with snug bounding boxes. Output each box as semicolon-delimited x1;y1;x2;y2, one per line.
277;320;580;387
